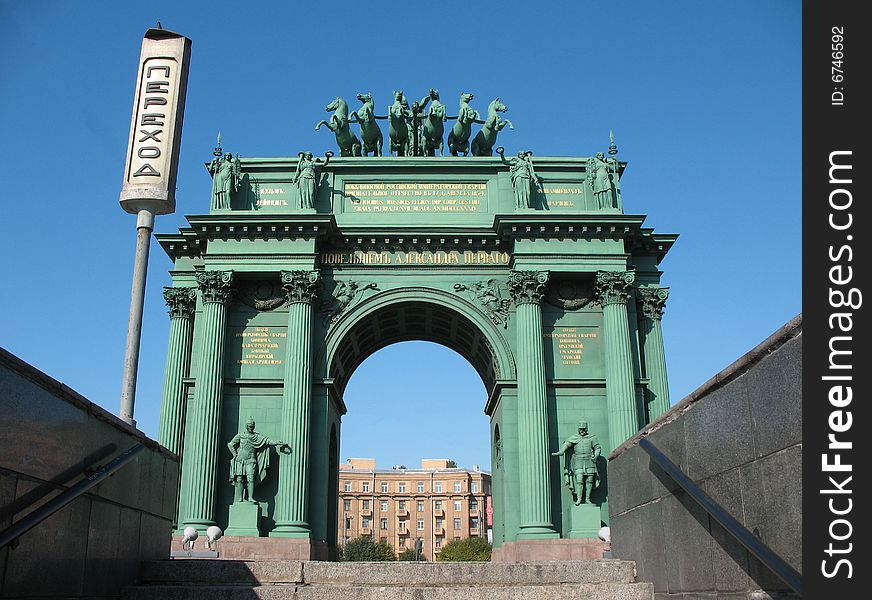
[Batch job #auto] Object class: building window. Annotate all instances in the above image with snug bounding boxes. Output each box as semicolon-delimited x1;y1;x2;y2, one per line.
435;517;444;529
417;519;425;531
362;482;370;492
399;538;407;549
344;500;351;511
379;501;387;512
417;481;425;493
380;536;387;543
362;517;371;529
454;481;462;493
435;538;442;549
381;482;389;493
471;516;480;529
362;500;370;510
454;518;462;529
471;482;479;493
344;482;352;492
399;520;407;531
417;501;425;512
380;518;388;530
399;482;406;493
453;500;462;512
398;500;406;511
433;500;442;510
434;481;443;493
345;518;351;530
470;500;478;511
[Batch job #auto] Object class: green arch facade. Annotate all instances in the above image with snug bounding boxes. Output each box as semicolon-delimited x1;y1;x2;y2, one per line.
156;153;677;558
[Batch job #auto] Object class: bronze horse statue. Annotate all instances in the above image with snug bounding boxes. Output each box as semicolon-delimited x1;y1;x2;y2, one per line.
349;93;384;157
387;90;412;156
447;92;481;157
315;97;361;157
420;89;447;156
471;98;514;156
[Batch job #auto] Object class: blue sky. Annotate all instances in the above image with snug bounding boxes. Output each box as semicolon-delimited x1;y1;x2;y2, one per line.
0;1;800;471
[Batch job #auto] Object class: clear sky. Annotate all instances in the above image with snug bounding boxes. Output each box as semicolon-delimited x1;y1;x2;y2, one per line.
0;1;800;472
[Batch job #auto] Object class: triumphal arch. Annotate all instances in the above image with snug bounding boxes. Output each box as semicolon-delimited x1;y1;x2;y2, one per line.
156;92;676;560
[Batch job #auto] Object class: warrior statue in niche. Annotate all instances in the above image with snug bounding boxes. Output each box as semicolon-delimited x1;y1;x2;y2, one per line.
227;417;290;504
552;421;601;505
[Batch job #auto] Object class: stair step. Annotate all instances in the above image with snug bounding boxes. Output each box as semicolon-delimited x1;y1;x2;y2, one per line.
140;560;638;586
126;582;655;600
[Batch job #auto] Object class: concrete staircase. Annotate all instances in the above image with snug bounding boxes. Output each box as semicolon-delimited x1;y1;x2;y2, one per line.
125;560;654;599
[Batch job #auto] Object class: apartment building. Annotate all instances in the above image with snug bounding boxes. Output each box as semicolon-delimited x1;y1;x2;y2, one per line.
338;458;492;561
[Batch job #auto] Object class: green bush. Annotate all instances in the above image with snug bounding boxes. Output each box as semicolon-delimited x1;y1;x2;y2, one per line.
340;536;397;561
397;548;426;561
436;536;492;561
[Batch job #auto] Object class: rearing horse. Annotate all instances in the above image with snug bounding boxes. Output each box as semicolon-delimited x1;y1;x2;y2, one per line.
447;92;480;157
315;97;362;157
421;89;447;156
387;90;411;156
471;98;514;156
349;92;384;157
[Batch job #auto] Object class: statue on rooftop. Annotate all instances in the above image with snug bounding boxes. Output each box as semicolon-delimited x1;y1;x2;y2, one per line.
293;151;333;209
497;147;540;209
315;97;362;157
208;149;241;210
420;89;447;156
471;98;513;156
387;90;412;156
447;92;481;157
227;417;289;504
349;92;385;157
587;152;617;210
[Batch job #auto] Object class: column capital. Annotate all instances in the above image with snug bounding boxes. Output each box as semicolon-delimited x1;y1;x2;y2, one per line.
163;287;197;319
281;270;321;304
196;270;234;304
508;270;550;304
636;287;669;320
594;271;635;306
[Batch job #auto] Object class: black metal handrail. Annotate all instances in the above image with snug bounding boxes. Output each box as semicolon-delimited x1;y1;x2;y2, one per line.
638;437;802;596
0;444;145;549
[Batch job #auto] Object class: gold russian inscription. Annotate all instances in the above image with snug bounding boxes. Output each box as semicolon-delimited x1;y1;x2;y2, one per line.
544;327;599;366
319;250;510;266
236;326;285;366
344;182;486;212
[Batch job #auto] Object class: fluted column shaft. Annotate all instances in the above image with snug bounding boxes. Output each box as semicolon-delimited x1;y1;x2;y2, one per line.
273;270;320;537
158;287;197;454
180;271;233;531
595;271;638;451
637;288;670;421
509;271;558;539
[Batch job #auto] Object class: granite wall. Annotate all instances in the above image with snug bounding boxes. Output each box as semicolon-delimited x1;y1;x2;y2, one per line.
608;316;801;600
0;348;179;599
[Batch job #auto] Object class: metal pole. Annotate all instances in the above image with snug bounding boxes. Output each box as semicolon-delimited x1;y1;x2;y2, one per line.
119;209;155;426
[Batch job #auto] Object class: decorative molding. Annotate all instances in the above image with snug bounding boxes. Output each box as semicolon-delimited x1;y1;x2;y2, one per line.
195;270;234;304
593;271;635;306
320;280;379;325
163;287;197;319
280;270;321;304
236;280;287;312
544;279;595;311
453;279;511;328
507;270;550;305
636;287;669;320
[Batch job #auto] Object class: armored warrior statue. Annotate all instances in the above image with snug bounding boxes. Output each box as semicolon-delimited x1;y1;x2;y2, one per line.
227;417;289;504
208;141;241;210
587;152;616;209
552;421;601;505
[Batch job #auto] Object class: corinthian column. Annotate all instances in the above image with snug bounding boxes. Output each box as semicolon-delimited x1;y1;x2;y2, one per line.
637;287;670;421
508;270;558;539
272;270;320;537
158;287;197;455
180;270;233;532
594;271;638;451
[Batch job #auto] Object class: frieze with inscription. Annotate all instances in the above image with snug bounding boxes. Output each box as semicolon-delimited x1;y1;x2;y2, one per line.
343;182;486;213
320;250;510;267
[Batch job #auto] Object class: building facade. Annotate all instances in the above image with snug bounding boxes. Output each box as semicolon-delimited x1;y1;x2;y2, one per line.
338;459;492;561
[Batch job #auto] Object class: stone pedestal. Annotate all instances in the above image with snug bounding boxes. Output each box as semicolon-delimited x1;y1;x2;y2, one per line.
569;504;602;537
225;502;262;537
171;535;329;560
491;538;608;562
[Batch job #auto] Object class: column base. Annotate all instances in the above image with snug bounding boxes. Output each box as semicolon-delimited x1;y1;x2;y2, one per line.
270;522;312;538
171;535;329;560
225;502;262;537
516;524;560;539
491;538;608;562
178;519;217;535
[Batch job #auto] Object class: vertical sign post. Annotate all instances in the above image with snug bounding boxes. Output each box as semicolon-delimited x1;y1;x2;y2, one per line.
118;27;191;426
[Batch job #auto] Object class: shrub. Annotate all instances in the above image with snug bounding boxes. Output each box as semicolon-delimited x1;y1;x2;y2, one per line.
397;548;426;561
436;537;492;561
340;536;397;561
